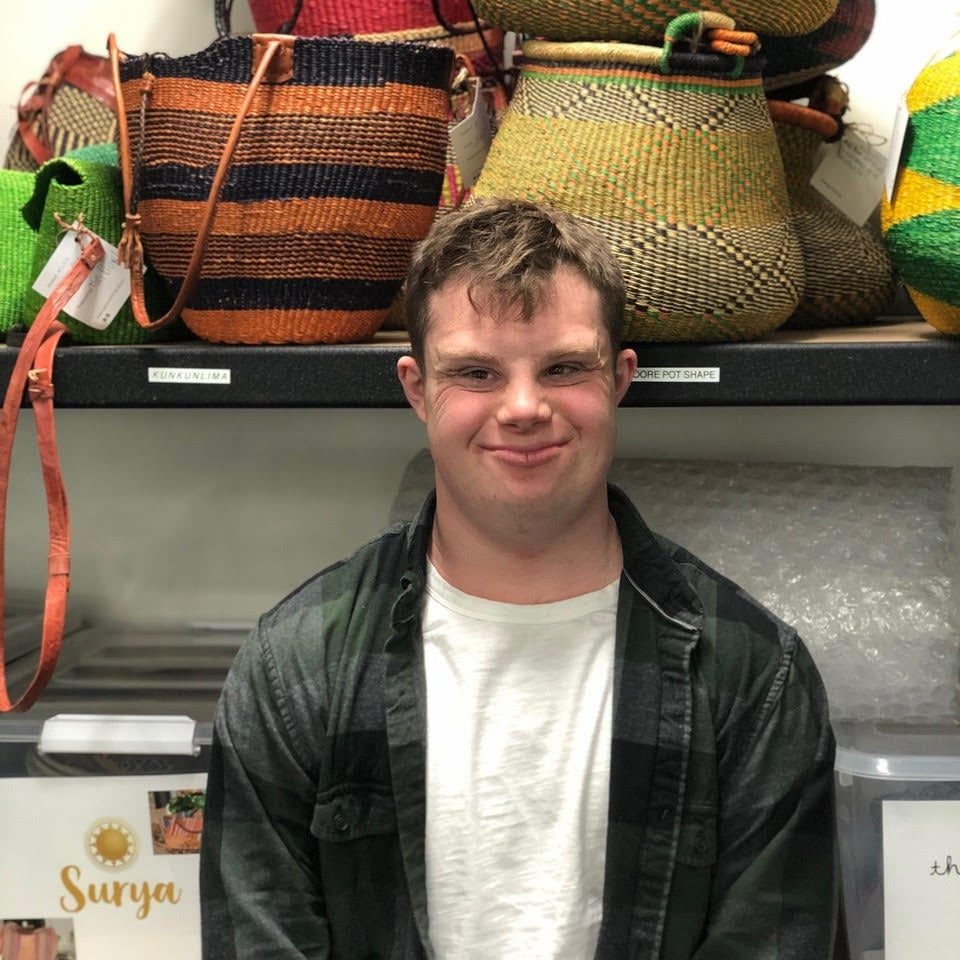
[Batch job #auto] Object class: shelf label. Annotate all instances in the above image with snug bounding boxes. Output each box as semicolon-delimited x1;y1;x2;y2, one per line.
148;367;231;385
633;367;720;383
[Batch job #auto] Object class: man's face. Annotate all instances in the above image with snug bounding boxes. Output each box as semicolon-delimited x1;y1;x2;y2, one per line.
397;266;637;531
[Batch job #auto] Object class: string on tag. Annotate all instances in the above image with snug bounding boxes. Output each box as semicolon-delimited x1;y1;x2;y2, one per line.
52;211;94;246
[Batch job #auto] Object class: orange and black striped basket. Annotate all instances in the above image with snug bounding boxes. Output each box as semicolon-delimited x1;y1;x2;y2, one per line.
109;32;454;344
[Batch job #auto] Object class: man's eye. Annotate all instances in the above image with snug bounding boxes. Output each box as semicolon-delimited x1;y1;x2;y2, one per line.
546;363;580;376
460;368;492;380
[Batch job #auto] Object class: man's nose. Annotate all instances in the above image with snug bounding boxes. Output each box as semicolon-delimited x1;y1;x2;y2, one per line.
496;375;551;427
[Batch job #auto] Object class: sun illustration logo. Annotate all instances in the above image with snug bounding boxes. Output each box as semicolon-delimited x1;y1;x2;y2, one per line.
86;818;139;870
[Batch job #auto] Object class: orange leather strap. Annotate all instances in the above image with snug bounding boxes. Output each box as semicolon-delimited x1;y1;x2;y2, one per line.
108;32;295;331
0;235;105;713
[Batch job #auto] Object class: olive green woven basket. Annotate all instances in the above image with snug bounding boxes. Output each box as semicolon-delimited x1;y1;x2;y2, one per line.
0;169;37;333
20;154;175;344
472;0;837;41
771;101;894;328
471;12;804;342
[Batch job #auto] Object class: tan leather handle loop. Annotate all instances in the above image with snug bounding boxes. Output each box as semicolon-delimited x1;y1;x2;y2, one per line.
108;33;293;332
0;236;104;713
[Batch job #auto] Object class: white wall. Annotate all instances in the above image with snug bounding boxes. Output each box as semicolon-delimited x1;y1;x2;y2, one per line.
4;0;960;625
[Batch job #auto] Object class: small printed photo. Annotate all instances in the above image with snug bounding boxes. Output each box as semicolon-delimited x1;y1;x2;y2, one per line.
147;788;206;855
1;917;76;960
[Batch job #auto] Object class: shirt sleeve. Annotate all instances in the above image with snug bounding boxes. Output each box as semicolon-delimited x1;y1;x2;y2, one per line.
200;622;330;959
694;632;839;960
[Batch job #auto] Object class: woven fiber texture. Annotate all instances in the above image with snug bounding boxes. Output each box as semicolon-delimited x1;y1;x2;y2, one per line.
247;0;475;35
882;52;960;335
774;113;894;327
20;156;175;344
471;39;803;342
118;36;453;344
472;0;836;42
0;170;37;332
5;82;117;173
762;0;874;91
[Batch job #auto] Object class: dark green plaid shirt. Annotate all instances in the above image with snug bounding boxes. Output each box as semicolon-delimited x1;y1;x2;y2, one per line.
200;484;837;959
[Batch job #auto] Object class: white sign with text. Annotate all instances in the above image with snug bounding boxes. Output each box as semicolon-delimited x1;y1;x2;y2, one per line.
0;774;207;960
883;799;960;959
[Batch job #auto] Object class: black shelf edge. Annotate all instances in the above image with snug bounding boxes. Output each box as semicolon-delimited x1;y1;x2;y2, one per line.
3;321;958;408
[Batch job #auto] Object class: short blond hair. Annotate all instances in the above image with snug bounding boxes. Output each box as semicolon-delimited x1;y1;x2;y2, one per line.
402;199;625;364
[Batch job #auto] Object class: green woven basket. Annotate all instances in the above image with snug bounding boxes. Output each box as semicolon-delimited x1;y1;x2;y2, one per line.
471;13;804;342
0;170;37;333
771;101;894;328
20;154;176;344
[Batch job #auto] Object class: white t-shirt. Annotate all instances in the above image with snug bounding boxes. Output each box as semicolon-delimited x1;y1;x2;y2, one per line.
422;561;619;960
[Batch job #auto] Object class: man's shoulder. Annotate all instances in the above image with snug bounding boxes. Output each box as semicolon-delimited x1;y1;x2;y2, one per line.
652;531;798;657
257;521;411;653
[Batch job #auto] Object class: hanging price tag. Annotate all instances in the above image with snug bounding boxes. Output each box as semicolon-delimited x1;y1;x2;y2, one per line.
884;99;910;200
810;131;886;226
449;79;493;190
32;226;134;330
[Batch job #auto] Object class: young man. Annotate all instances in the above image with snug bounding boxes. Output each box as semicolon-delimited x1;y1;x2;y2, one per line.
201;199;837;959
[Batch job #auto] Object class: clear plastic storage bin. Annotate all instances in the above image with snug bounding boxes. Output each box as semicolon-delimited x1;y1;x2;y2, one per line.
834;721;960;960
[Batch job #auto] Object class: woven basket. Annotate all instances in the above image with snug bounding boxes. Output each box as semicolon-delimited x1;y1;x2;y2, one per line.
236;0;476;35
881;52;960;335
472;0;837;41
115;34;453;344
471;12;803;342
761;0;874;92
0;170;37;333
19;155;175;344
770;101;894;328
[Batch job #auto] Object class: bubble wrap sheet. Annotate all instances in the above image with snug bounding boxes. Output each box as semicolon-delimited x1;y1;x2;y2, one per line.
390;451;960;722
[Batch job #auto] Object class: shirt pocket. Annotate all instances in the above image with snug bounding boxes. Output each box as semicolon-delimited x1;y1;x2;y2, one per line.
310;786;398;843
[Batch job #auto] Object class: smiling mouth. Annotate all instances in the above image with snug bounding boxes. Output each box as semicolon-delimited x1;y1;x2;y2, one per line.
484;443;568;466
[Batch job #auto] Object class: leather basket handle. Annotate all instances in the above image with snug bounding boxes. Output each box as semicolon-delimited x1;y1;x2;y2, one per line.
0;234;105;713
108;32;295;331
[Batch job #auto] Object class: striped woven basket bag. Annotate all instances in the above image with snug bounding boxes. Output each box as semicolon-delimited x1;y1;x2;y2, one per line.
472;0;837;42
882;51;960;335
109;32;453;344
0;170;36;333
761;0;874;93
770;99;894;327
471;12;804;342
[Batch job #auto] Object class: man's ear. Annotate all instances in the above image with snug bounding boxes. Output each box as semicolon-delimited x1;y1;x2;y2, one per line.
613;348;637;404
397;355;427;423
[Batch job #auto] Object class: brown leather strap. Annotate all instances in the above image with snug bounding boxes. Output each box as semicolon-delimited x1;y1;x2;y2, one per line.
108;32;295;331
0;235;105;713
16;46;117;167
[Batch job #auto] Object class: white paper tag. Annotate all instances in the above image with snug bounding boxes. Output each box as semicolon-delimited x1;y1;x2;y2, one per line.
449;79;493;190
32;228;132;330
882;800;960;960
810;131;887;226
884;98;910;200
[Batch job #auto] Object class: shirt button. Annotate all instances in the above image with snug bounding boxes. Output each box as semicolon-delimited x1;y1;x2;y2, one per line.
332;809;349;833
694;831;708;856
658;807;670;823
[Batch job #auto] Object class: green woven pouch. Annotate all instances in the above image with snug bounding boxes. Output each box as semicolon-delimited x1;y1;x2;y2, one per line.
0;169;37;333
20;154;176;344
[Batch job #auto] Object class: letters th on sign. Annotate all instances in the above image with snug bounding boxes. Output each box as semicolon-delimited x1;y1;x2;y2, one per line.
882;799;960;959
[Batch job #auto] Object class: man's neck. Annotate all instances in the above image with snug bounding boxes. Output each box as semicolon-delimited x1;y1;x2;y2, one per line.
428;493;623;604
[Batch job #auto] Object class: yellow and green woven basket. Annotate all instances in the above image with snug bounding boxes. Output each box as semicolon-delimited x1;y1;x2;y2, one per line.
471;12;804;342
881;52;960;335
472;0;837;42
